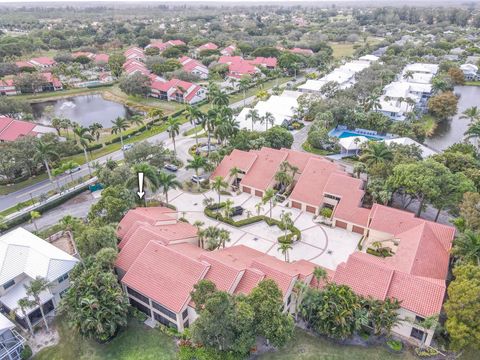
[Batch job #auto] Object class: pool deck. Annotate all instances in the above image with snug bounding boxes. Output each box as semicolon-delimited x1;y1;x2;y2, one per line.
328;127;393;140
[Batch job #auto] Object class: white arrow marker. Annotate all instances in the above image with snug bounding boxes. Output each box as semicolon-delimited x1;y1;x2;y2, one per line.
137;172;145;199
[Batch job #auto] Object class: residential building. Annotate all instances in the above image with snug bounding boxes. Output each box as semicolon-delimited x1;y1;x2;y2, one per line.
0;314;25;360
460;63;479;81
218;56;277;79
289;47;314;56
195;42;218;56
123;59;150;76
150;77;206;104
28;57;56;68
0;79;18;96
124;47;145;61
146;39;186;52
179;56;209;79
115;208;321;332
0;116;57;142
384;137;437;158
220;44;236;56
0;228;78;331
235;90;302;131
210;147;455;346
298;56;377;94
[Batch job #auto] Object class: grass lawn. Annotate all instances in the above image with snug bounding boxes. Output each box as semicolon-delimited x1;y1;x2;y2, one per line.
329;37;383;59
34;318;177;360
259;329;416;360
465;81;480;86
302;141;334;156
16;86;113;103
227;76;291;105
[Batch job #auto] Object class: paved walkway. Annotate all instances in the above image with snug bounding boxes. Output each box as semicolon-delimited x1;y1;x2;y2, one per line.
168;189;361;270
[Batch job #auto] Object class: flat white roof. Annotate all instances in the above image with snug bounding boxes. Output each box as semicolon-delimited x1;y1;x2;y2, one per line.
403;63;439;75
384;137;437;158
0;313;14;333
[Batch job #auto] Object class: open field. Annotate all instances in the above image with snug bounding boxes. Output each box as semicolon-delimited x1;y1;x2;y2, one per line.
34;318;177;360
329;37;383;59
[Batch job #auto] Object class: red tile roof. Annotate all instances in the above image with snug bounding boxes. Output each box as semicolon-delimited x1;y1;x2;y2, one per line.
117;207;177;239
210;149;258;179
240;147;288;191
30;57;56;66
234;268;264;295
333;252;446;317
15;61;34;68
94;53;109;63
221;45;236;56
249;57;277;68
122;242;210;313
0;117;37;142
198;42;218;51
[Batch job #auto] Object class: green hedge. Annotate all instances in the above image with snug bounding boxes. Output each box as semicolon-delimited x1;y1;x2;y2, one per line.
204;203;301;242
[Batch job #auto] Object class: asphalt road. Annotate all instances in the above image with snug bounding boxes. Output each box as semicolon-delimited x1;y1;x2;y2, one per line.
0;75;306;212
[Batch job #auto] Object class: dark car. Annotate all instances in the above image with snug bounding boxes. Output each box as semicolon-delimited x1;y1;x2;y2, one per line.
164;164;178;172
230;206;244;217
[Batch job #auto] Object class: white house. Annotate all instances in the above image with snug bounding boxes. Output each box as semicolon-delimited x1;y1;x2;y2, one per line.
236;90;302;131
384;137;437;158
460;64;479;81
0;228;78;332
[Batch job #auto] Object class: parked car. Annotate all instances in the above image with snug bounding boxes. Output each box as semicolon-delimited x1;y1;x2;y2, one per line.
191;175;206;184
122;144;133;151
230;206;244;217
65;166;81;174
164;164;178;172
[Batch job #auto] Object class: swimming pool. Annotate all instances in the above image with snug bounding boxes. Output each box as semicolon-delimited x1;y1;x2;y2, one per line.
328;128;388;140
337;131;381;140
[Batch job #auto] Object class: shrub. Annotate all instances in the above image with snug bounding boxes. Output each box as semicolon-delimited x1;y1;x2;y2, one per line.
414;347;438;357
386;340;402;352
20;345;32;360
129;307;148;322
320;207;332;218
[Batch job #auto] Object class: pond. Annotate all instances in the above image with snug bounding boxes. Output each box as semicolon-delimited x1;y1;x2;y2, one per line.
425;85;480;151
31;94;135;129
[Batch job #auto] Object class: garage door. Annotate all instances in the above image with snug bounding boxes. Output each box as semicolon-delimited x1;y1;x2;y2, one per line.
291;201;302;209
255;190;263;197
352;225;365;234
306;205;316;214
243;186;251;194
336;220;347;229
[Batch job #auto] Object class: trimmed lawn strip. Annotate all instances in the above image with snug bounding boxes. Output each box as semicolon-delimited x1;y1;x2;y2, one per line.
227;77;291;105
34;318;177;360
0;173;49;196
302;141;334;156
259;328;417;360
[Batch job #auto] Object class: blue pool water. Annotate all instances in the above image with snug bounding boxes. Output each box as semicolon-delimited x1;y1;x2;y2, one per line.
337;131;380;140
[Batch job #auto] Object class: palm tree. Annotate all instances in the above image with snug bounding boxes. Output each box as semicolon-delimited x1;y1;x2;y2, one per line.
215;115;239;145
238;77;251;106
166;117;181;155
465;121;480;150
73;125;94;176
25;277;50;332
460;106;480;123
246;108;259;131
146;108;164;127
263;112;275;131
157;171;181;206
211;176;228;207
262;188;276;219
275;167;293;190
453;230;480;265
193;220;204;248
203;109;218;156
203;226;221;250
17;297;36;335
185;105;203;146
211;91;229;108
229;166;241;187
111;117;129;152
255;89;269;101
218;229;231;249
30;211;41;232
51;117;63;136
33;140;59;188
126;162;159;204
60;160;80;183
313;266;328;288
186;155;208;190
255;202;264;216
359;141;394;167
88;122;103;141
280;210;294;241
403;70;414;81
278;241;293;262
130;115;144;128
223;199;234;218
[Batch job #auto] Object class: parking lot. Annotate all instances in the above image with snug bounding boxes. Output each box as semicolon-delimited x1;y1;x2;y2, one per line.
168;190;361;270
